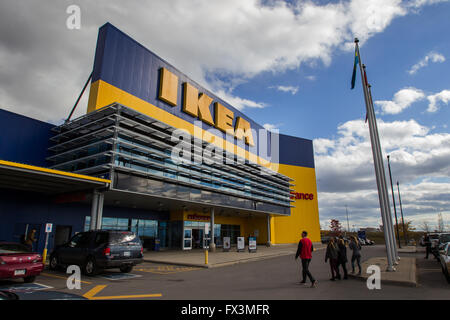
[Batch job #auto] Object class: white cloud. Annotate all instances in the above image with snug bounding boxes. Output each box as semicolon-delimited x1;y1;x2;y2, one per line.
427;89;450;112
375;87;425;114
315;118;450;229
214;89;267;111
408;51;446;75
263;123;282;131
269;85;299;95
0;0;444;121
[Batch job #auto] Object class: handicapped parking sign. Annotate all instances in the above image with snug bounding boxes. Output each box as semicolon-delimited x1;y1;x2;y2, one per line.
45;223;53;233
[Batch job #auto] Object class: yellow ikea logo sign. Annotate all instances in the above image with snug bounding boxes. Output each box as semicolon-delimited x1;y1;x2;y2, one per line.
158;68;255;146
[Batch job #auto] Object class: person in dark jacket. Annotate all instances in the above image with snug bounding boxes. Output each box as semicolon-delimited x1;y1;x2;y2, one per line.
337;238;348;279
424;233;431;259
349;236;362;275
325;238;340;281
295;231;317;288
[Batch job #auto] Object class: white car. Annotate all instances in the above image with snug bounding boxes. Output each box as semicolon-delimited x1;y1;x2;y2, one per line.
438;242;450;283
358;238;366;245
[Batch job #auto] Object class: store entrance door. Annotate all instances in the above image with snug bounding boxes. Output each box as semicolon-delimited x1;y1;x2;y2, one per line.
192;229;205;249
183;228;192;250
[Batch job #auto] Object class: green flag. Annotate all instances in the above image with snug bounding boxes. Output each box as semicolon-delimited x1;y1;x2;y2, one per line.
351;48;359;89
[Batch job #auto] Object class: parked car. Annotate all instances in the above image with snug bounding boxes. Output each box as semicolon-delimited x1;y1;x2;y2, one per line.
0;242;44;283
0;290;19;300
365;238;375;245
438;242;450;283
49;230;143;276
438;233;450;250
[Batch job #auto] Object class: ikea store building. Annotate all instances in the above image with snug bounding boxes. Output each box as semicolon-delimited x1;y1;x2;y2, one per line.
0;23;320;253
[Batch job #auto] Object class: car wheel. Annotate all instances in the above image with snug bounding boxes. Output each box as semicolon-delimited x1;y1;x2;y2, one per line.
23;276;36;283
119;265;133;273
83;257;98;276
49;254;59;271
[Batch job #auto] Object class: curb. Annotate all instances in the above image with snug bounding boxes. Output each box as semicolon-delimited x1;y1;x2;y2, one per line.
347;259;418;288
143;246;326;269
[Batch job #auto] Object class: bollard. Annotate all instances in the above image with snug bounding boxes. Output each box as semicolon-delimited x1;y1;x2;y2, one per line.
42;248;48;265
205;249;208;265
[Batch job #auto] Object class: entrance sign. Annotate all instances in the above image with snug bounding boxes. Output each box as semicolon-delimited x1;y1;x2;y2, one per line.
223;237;231;252
249;237;257;253
237;237;245;252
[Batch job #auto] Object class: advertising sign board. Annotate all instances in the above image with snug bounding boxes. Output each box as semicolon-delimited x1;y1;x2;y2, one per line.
237;237;245;252
248;237;257;253
223;237;231;252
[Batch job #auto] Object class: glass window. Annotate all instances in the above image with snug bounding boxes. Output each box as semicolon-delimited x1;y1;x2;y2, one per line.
94;232;109;246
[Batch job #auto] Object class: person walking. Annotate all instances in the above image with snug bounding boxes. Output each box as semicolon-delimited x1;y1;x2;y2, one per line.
295;231;318;288
337;238;348;279
325;238;340;281
424;233;431;259
349;236;362;275
24;229;37;251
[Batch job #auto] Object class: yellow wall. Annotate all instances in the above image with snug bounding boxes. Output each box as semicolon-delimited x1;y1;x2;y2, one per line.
170;209;269;245
272;164;321;243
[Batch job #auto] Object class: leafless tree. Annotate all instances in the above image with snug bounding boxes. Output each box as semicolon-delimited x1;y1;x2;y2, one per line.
420;220;430;232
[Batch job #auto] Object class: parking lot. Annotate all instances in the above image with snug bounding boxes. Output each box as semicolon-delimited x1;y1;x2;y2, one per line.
0;245;448;300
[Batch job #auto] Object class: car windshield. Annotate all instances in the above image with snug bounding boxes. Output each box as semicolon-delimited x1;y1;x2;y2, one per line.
439;234;450;243
429;234;439;239
108;232;139;244
0;243;32;254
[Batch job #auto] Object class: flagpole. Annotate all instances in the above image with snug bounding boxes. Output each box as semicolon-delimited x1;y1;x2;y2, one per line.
366;69;400;263
354;38;395;271
387;155;402;248
365;66;400;264
397;181;408;245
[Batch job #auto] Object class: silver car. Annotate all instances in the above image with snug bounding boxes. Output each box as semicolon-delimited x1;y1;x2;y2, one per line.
438;242;450;283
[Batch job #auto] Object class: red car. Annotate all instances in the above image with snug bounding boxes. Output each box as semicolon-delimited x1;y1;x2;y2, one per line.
0;242;44;283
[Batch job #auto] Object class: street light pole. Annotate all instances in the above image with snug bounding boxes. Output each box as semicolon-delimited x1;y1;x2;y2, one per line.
397;181;408;245
387;155;401;248
346;205;350;234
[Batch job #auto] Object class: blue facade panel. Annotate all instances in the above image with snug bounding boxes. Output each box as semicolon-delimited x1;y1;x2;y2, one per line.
279;134;315;168
0;189;169;253
0;109;54;167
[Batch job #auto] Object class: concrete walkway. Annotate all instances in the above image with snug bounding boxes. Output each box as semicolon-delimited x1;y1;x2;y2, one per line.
143;243;326;268
348;256;417;287
398;245;417;253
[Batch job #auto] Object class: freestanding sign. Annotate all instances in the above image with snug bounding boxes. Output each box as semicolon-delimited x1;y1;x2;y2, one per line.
248;237;257;253
45;223;53;233
42;223;53;264
237;237;245;252
223;237;231;252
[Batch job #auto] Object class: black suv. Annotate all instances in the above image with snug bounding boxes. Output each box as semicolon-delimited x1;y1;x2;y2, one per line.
49;230;143;276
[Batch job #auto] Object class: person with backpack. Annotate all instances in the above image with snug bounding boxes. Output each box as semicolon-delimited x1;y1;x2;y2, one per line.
325;238;340;281
349;236;362;275
295;230;318;288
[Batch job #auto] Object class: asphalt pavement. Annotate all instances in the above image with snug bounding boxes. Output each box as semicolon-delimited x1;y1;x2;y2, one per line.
0;245;448;300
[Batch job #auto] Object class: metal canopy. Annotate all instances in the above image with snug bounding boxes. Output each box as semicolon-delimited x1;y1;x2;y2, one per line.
0;160;110;195
104;189;274;218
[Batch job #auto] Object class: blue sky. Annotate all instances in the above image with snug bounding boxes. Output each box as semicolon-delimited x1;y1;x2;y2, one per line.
0;0;449;231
